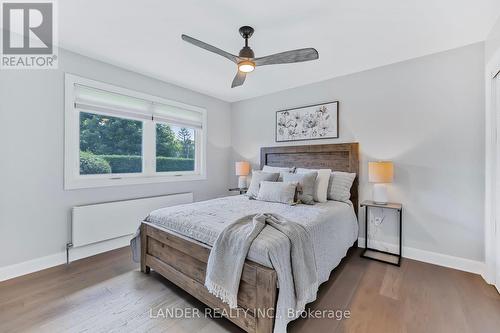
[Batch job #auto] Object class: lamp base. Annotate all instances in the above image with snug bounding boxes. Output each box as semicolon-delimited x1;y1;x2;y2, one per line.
238;176;247;189
373;183;388;205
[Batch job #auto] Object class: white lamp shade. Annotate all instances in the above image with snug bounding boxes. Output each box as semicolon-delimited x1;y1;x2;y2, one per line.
235;161;250;176
368;161;394;183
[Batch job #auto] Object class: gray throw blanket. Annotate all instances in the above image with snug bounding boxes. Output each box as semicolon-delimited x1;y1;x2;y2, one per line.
205;213;318;315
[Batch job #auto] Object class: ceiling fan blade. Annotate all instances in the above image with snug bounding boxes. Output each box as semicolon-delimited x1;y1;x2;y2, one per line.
254;48;319;66
231;71;246;88
181;34;239;63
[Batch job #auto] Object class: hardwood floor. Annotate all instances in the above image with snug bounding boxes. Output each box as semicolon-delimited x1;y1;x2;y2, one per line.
1;247;499;333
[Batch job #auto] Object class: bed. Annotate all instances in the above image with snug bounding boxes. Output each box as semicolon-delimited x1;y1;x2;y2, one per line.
139;143;359;333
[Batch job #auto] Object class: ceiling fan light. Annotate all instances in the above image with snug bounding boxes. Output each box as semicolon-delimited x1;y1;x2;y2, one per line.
238;60;255;73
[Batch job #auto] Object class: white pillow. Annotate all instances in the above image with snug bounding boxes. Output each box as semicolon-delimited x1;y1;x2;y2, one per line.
327;171;356;202
262;165;294;181
296;168;331;203
256;181;297;205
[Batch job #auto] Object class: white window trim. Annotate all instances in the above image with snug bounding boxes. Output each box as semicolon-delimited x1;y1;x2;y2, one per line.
64;73;207;190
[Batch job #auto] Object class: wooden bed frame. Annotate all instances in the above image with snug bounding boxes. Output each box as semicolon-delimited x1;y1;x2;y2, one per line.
140;143;359;333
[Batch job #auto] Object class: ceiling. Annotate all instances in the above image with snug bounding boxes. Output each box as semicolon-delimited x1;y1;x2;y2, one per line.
59;0;500;102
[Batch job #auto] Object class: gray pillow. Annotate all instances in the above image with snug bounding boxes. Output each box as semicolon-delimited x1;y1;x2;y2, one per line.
282;172;317;205
262;165;295;181
246;171;279;198
327;171;356;202
256;181;297;205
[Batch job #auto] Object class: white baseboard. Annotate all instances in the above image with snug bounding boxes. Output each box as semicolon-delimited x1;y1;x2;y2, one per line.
0;235;132;282
0;252;67;282
1;234;486;282
358;237;485;276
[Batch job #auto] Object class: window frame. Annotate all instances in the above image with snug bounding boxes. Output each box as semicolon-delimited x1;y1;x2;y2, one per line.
64;73;207;190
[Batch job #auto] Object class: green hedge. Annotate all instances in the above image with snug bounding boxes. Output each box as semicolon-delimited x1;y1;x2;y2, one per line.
156;157;194;172
100;155;142;173
80;151;112;174
97;155;194;173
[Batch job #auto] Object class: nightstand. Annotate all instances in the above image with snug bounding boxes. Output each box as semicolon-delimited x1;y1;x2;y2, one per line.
360;200;402;266
229;187;248;195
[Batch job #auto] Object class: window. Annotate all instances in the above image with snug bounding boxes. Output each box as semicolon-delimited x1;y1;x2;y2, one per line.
65;74;206;189
80;112;143;175
156;123;196;173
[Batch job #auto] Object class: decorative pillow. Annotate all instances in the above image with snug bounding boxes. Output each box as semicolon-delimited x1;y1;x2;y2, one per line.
282;172;317;205
256;181;298;205
246;171;279;198
262;165;295;181
327;171;356;202
296;168;331;203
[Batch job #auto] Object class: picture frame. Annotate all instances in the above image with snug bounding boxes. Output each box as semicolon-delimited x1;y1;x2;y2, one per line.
275;101;339;142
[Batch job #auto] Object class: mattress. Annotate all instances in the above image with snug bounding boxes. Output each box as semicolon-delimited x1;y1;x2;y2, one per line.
145;195;358;284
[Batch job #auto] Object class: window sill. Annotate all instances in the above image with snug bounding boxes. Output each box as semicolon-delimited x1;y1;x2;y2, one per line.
64;173;207;190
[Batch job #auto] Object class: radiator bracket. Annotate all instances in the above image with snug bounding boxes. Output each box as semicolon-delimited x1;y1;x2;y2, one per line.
66;242;73;264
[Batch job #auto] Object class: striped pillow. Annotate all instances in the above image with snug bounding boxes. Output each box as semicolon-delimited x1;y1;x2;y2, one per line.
327;172;356;202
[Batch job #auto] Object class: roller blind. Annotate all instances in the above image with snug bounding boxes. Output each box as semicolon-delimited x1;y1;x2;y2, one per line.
153;103;203;128
73;84;204;128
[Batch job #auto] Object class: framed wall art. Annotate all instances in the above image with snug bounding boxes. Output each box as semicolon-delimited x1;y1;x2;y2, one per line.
275;101;339;142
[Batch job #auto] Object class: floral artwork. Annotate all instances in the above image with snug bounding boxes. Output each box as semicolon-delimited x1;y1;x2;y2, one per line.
276;101;339;142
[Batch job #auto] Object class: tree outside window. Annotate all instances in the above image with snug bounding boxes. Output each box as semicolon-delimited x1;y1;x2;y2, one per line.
79;112;196;175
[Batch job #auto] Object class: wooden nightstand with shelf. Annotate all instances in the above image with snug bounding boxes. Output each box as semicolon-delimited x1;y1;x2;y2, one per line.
360;200;403;266
228;187;248;195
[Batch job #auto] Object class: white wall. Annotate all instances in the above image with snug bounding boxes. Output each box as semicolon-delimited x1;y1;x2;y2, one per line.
0;48;232;268
230;43;485;262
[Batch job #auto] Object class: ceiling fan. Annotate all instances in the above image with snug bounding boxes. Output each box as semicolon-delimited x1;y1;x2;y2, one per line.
181;26;319;88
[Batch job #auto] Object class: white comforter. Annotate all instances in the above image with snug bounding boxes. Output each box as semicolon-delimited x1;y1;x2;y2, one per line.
143;195;358;332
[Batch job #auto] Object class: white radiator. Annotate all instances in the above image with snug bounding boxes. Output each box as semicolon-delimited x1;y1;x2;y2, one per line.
71;192;193;248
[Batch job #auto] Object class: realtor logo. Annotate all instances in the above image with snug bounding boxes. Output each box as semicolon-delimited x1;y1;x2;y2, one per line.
1;0;58;69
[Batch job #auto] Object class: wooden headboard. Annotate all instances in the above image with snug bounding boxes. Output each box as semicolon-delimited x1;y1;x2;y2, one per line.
260;143;359;216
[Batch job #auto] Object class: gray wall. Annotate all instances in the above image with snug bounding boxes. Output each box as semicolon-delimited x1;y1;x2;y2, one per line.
486;15;500;63
230;43;485;261
0;42;487;268
0;49;232;267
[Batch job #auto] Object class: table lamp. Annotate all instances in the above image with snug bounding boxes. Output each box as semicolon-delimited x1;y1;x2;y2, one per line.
368;161;394;204
235;161;250;188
